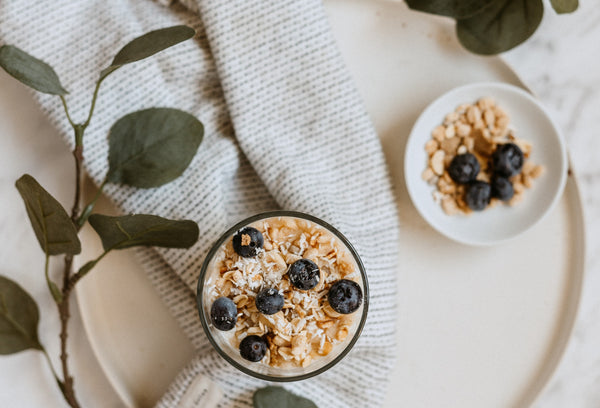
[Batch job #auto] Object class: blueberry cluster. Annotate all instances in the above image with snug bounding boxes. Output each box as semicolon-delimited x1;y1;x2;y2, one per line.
448;143;524;211
209;226;363;363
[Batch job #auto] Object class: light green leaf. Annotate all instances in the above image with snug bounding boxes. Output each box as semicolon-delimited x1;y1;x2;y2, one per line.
15;175;81;255
0;45;68;95
88;214;199;251
106;108;203;188
253;387;318;408
456;0;544;55
100;25;195;79
405;0;495;19
551;0;578;14
0;276;43;354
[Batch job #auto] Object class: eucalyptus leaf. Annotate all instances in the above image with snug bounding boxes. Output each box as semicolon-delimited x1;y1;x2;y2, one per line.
253;387;318;408
405;0;495;19
456;0;543;55
88;214;199;250
550;0;578;14
0;276;43;354
100;25;195;79
0;45;68;95
106;108;203;188
15;175;81;255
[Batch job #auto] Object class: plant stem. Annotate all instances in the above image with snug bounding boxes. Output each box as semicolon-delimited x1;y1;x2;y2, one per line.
59;96;76;128
58;255;80;408
82;77;105;130
77;178;107;229
55;100;86;408
54;74;106;408
41;348;67;399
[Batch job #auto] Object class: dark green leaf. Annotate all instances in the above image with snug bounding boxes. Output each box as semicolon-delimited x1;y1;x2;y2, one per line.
0;276;43;354
253;387;318;408
0;45;68;95
405;0;496;19
88;214;199;250
551;0;578;13
456;0;544;55
107;108;203;188
100;25;195;79
15;175;81;255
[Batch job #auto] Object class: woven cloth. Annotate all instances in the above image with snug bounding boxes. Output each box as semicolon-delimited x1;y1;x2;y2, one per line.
0;0;399;406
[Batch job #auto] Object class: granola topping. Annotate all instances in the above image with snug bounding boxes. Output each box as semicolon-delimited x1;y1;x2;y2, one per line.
205;216;362;368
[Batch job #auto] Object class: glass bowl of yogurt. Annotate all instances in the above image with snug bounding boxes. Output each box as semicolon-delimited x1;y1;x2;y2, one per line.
196;211;368;381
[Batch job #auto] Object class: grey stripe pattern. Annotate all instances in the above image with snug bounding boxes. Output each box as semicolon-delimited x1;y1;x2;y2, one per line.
0;0;399;407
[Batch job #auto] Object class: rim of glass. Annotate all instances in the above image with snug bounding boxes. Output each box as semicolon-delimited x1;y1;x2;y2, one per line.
196;210;369;382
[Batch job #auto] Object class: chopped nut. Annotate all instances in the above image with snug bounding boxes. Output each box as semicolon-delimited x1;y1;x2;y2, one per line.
466;105;481;124
431;150;445;176
422;168;436;183
425;139;439;155
456;123;471;137
530;165;545;179
444;125;456;139
432;125;445;142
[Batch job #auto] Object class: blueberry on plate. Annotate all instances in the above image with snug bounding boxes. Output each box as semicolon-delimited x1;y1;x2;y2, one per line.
448;153;481;184
232;227;264;257
492;143;524;178
328;279;363;314
255;287;284;315
239;335;268;362
465;181;492;211
288;259;320;290
491;176;514;202
210;297;237;331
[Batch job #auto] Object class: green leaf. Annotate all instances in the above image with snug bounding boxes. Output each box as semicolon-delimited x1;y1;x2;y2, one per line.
15;175;81;255
0;45;68;95
405;0;496;19
106;108;203;188
253;387;318;408
100;25;195;79
88;214;199;251
551;0;578;14
0;276;43;354
456;0;544;55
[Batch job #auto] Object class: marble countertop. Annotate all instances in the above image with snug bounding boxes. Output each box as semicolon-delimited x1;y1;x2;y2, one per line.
503;3;600;407
0;2;599;407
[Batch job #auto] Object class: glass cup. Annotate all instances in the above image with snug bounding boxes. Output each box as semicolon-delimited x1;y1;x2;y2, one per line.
196;211;369;381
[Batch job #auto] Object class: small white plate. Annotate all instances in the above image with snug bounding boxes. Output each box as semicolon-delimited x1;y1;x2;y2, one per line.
404;82;568;246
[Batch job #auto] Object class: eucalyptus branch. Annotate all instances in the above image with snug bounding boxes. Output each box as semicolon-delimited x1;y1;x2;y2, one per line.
0;26;200;408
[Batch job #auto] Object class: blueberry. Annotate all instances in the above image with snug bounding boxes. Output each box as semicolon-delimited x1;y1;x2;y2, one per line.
448;153;480;184
492;143;524;178
288;259;320;290
232;227;263;257
239;335;268;362
255;287;284;315
465;181;492;211
491;176;514;202
328;279;363;314
210;297;237;331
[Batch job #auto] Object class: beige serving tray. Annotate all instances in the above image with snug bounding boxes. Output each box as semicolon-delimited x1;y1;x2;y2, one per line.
76;1;585;407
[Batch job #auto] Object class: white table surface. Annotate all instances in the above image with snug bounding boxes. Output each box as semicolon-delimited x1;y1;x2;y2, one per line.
1;2;599;408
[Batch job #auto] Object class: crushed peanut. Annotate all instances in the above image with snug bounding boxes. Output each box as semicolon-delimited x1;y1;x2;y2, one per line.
422;97;545;215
